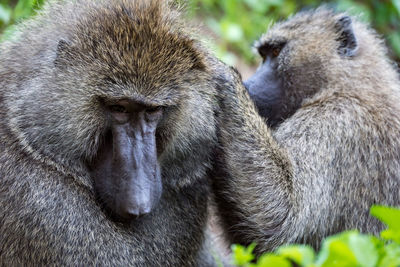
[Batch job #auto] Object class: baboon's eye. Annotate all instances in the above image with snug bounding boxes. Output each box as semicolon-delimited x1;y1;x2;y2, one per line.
145;106;164;122
258;46;268;60
258;41;286;61
146;106;163;114
109;105;128;113
272;47;281;58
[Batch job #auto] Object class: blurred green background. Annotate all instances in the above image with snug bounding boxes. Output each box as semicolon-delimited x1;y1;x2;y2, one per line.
186;0;400;67
1;0;399;70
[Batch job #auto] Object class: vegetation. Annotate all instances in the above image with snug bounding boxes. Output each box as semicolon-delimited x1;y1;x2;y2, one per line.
231;205;400;267
187;0;400;65
1;1;400;266
0;0;399;66
0;0;44;40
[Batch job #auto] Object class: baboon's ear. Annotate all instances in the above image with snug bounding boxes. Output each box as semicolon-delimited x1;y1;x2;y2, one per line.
335;16;358;57
55;39;72;67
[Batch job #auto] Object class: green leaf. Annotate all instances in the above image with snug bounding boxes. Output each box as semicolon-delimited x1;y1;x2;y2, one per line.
277;245;315;266
348;232;379;267
378;243;400;267
316;231;378;267
256;254;292;267
370;205;400;230
232;243;256;266
375;204;400;243
380;229;400;244
316;232;358;267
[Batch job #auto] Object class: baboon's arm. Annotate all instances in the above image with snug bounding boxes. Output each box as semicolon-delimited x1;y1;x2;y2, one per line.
214;72;337;251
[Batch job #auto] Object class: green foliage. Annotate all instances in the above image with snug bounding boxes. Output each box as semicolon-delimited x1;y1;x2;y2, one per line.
232;243;257;265
371;205;400;244
277;245;315;266
188;0;400;65
232;205;400;267
0;1;399;65
0;0;44;41
0;0;43;29
188;0;297;65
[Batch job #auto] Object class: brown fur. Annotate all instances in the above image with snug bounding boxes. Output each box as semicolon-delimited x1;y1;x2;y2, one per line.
0;0;222;265
212;8;400;253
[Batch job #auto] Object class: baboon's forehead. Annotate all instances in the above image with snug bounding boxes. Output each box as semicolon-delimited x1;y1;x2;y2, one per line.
70;0;205;97
76;23;201;77
264;9;340;41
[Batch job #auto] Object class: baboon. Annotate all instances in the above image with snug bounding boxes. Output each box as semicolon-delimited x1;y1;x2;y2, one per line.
212;8;400;254
0;0;222;265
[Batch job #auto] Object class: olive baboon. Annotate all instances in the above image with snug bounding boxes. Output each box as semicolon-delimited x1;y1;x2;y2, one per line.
0;0;221;265
212;8;400;253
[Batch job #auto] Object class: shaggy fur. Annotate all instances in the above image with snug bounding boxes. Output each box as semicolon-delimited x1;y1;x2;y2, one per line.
0;0;221;265
213;8;400;253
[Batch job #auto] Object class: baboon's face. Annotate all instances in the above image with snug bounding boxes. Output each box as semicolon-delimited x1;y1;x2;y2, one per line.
88;98;165;220
244;11;358;127
51;2;207;221
82;67;201;221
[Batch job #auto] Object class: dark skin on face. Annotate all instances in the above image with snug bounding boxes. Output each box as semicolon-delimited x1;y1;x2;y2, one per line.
243;43;285;127
89;99;163;220
244;17;356;128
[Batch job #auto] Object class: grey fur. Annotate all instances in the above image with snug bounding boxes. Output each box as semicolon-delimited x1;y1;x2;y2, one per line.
212;8;400;253
0;0;221;265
